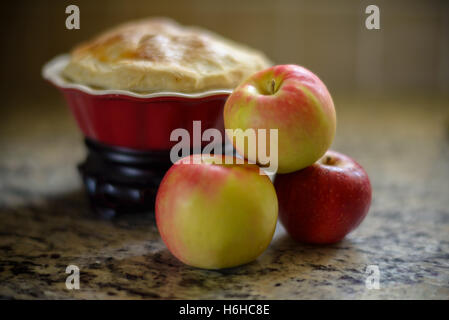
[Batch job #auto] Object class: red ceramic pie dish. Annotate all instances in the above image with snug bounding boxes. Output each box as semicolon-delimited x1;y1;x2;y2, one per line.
42;55;231;151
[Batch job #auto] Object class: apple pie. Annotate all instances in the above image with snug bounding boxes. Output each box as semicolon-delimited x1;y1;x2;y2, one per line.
62;17;271;93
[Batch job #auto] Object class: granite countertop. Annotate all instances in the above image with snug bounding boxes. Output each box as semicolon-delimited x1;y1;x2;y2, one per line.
0;94;448;299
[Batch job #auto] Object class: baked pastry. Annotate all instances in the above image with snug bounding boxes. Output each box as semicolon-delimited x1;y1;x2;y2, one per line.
63;17;271;93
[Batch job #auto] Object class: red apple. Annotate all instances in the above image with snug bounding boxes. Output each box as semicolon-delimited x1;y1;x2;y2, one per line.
155;154;278;269
224;64;336;174
274;150;372;244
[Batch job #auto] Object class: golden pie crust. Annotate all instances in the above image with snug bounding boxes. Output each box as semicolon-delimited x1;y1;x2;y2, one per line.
63;18;271;93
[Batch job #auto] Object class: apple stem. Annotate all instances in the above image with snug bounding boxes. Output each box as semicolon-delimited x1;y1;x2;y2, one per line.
271;79;276;94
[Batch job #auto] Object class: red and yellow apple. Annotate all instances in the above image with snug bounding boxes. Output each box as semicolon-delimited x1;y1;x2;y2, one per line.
274;150;372;244
155;154;278;269
224;64;336;173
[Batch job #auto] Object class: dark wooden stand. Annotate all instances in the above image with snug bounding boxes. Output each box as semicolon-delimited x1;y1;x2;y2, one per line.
78;139;173;219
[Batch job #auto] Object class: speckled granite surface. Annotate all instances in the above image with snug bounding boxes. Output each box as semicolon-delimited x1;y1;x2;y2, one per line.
0;94;448;299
